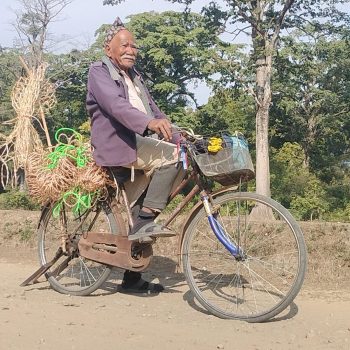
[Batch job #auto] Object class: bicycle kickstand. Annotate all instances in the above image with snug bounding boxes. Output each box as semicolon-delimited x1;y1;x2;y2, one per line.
20;247;63;287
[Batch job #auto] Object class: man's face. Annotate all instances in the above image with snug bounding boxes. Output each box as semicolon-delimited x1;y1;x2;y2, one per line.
105;30;138;71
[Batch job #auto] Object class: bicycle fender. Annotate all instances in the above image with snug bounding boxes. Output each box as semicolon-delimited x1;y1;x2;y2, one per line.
176;186;238;271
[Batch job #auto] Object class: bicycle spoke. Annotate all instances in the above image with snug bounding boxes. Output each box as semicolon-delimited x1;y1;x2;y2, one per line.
248;254;298;278
242;261;285;298
183;192;306;321
39;201;117;295
194;227;221;246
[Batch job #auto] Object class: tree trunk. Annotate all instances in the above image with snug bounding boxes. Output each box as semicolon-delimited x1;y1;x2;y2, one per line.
251;37;274;219
255;42;273;198
245;0;294;219
255;104;271;197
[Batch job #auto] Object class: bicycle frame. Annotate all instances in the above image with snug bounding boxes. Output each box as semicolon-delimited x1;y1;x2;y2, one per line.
75;134;245;272
118;167;242;265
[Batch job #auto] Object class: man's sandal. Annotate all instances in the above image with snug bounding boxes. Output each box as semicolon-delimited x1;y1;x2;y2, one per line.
128;222;176;241
120;272;164;294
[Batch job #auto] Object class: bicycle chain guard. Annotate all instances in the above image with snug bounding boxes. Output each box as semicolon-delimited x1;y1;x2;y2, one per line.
78;232;153;272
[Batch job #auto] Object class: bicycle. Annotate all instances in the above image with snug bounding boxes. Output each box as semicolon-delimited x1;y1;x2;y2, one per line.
22;127;307;323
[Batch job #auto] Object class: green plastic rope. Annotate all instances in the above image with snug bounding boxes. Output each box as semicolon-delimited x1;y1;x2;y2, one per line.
47;128;98;218
46;128;90;169
52;188;98;218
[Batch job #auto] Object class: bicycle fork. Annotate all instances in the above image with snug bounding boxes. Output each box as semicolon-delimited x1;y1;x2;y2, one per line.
201;192;245;259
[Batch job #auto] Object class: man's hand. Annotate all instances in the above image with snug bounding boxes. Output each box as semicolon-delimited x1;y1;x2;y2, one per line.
147;119;172;141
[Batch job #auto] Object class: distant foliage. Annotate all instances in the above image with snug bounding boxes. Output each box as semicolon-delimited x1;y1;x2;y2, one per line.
1;5;350;221
290;177;329;221
0;191;40;210
271;142;329;220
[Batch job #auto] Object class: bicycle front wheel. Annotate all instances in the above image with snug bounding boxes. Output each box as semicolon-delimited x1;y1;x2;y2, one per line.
182;192;307;322
38;200;119;296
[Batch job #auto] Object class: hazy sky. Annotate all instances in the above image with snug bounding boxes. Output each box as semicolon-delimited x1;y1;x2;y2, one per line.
0;0;206;51
1;1;348;105
0;0;213;104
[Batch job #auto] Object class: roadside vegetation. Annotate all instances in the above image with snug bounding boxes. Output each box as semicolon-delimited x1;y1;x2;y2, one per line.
0;1;349;222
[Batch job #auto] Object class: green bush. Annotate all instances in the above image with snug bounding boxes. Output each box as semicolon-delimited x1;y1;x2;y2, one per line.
0;191;40;210
324;203;350;222
290;176;329;221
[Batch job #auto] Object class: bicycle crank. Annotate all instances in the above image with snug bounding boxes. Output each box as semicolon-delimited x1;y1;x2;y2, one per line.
78;232;153;272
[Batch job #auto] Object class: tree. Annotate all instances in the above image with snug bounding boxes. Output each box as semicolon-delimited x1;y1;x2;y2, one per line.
46;49;98;134
270;142;329;220
103;0;350;199
270;30;350;217
271;30;350;171
0;0;73;189
194;88;255;137
0;48;23;134
13;0;73;67
95;11;240;119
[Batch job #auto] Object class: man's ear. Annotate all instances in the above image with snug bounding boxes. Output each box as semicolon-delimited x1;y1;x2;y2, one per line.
104;45;111;57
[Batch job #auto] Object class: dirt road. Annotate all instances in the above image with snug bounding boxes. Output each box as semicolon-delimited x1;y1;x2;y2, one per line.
1;246;350;350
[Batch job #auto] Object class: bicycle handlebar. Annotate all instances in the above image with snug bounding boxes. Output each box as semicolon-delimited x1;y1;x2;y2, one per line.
171;124;203;142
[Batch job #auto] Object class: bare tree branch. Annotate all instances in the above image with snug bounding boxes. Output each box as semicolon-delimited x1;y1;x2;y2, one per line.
247;85;262;107
11;0;73;67
271;0;295;47
225;25;251;41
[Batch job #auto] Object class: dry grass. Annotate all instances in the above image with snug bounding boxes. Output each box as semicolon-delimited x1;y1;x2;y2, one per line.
0;210;349;290
300;221;350;290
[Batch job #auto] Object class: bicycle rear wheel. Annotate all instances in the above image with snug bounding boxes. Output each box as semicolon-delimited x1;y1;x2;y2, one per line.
182;192;307;322
38;200;118;296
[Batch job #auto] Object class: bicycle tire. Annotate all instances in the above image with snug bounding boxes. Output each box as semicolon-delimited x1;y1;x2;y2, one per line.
38;200;118;296
182;192;307;322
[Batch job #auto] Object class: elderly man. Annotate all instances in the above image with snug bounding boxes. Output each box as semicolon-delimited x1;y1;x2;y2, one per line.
86;17;182;293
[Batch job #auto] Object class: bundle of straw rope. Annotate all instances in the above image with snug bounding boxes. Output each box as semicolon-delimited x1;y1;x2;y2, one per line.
2;65;46;169
0;61;55;188
26;128;112;213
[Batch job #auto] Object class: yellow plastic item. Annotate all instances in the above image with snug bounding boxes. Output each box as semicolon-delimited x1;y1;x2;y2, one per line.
207;137;223;153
